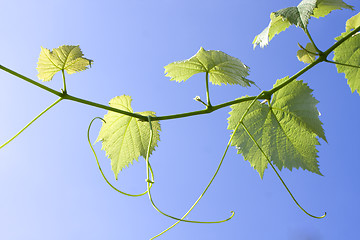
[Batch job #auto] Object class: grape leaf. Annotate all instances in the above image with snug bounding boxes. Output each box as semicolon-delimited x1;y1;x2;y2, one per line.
313;0;353;18
253;0;353;48
333;19;360;95
228;78;326;178
297;43;317;63
37;45;93;82
164;47;253;86
96;95;161;180
346;12;360;32
276;0;317;29
252;13;291;49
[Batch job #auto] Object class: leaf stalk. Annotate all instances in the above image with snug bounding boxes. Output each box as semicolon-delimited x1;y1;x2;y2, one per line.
61;69;67;94
205;72;212;108
325;60;360;69
304;28;323;55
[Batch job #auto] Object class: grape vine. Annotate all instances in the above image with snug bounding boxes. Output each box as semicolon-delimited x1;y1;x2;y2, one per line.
1;0;360;239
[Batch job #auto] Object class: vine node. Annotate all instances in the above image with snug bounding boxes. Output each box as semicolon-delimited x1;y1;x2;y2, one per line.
260;90;272;102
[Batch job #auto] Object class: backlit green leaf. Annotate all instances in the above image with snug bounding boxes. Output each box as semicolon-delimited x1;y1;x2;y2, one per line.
253;0;353;48
297;43;317;63
164;47;253;86
346;12;360;31
252;13;291;48
313;0;353;18
333;22;360;95
276;0;316;29
96;95;161;180
37;45;93;82
228;78;326;178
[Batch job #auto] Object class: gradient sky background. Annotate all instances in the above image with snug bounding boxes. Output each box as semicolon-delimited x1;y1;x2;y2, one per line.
0;0;359;239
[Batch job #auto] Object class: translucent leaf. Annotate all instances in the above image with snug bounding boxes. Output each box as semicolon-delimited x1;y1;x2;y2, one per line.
333;26;360;95
37;45;93;82
297;43;317;63
313;0;353;18
346;12;360;32
96;95;161;179
276;0;316;29
253;13;291;48
253;0;353;49
228;78;326;178
253;0;315;48
164;47;253;86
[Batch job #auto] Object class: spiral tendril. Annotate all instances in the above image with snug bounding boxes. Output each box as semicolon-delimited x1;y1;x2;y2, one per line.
87;117;151;197
146;115;235;239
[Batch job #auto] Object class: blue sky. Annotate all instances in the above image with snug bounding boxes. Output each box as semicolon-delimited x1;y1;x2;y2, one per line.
0;0;359;239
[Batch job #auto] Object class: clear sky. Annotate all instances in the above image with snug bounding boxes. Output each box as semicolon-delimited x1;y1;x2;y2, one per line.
0;0;359;239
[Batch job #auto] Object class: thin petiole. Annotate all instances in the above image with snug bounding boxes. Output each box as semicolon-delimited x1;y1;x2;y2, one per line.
62;69;67;93
325;60;360;69
87;117;151;197
304;28;323;54
205;72;212;108
298;43;319;56
0;97;62;150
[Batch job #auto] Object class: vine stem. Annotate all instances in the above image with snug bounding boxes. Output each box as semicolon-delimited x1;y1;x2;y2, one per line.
0;64;146;120
241;122;326;219
0;97;62;150
0;26;359;122
87;117;151;197
145;116;233;226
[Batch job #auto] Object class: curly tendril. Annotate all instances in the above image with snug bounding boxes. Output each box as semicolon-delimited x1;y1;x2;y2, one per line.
87;117;151;197
241;122;326;219
0;97;62;150
146;116;235;239
230;92;326;219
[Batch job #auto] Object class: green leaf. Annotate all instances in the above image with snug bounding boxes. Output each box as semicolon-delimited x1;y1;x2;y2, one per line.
313;0;353;18
253;0;315;48
37;45;93;82
228;78;326;178
276;0;316;29
297;43;317;63
252;13;291;48
164;47;253;86
96;95;161;180
346;12;360;32
253;0;353;48
333;28;360;95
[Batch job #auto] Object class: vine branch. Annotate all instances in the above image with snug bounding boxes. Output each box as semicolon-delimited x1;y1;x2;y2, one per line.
1;25;359;124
